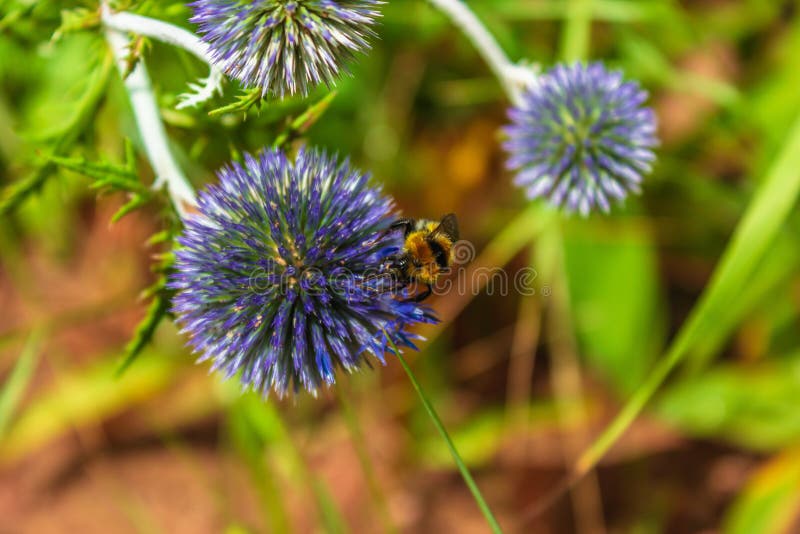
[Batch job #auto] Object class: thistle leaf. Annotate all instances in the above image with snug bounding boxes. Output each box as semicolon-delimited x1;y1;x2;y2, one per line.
0;53;113;217
48;139;155;222
49;147;146;195
208;87;265;117
146;230;173;247
117;225;179;376
111;195;149;223
0;167;52;217
116;293;170;376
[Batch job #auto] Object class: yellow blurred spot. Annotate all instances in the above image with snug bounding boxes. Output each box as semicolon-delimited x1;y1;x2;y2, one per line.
446;120;495;189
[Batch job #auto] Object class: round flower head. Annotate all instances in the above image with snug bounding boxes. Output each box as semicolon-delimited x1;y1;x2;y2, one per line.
190;0;382;97
503;62;658;215
170;148;436;397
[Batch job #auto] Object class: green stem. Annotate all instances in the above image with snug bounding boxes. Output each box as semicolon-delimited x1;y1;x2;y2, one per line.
560;0;593;62
426;0;523;102
390;340;503;534
0;330;42;438
576;107;800;475
335;384;399;534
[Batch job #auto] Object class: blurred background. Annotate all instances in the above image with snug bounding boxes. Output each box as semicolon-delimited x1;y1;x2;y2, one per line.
2;0;800;532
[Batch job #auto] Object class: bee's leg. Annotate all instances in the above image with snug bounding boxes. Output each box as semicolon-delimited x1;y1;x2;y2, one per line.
365;272;406;295
372;273;408;293
412;283;433;303
360;272;388;294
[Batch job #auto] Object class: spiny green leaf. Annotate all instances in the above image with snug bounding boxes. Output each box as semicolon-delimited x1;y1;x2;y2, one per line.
117;227;178;375
0;166;52;217
49;139;156;223
49;152;146;194
146;229;173;246
208;87;265;117
0;52;113;217
111;195;149;223
116;294;170;376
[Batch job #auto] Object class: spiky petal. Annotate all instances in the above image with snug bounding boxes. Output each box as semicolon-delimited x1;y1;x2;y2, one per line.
169;147;436;397
190;0;382;97
503;62;658;215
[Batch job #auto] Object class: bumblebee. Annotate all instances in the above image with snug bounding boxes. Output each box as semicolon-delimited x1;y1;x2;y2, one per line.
382;213;459;302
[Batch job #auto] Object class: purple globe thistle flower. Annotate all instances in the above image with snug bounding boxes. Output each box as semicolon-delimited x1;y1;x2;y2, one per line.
503;62;658;215
190;0;382;97
169;148;436;397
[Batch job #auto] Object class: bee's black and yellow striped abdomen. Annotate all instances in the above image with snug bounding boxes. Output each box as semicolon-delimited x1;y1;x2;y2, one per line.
384;214;459;299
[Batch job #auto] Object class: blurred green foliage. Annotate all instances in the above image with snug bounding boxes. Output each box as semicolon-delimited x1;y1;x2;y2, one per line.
2;0;800;532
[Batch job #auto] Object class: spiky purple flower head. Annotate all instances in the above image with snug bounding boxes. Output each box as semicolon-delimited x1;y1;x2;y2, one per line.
190;0;382;97
169;147;436;397
503;62;658;215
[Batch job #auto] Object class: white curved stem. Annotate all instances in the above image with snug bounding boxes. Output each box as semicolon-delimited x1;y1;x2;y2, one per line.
103;10;215;65
427;0;536;104
103;8;197;217
102;10;224;109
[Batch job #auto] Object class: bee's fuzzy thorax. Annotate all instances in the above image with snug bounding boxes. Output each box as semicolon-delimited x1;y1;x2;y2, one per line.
388;213;459;292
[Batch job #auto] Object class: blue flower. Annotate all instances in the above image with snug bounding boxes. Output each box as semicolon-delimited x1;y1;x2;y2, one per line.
169;148;436;397
190;0;382;97
503;62;658;215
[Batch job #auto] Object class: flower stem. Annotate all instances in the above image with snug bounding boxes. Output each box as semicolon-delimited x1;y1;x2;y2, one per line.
102;4;197;217
101;10;224;109
426;0;535;103
560;0;593;62
391;344;503;533
102;11;215;66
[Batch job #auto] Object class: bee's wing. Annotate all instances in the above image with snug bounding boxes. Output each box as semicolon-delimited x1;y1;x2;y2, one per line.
389;218;415;237
432;213;459;241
